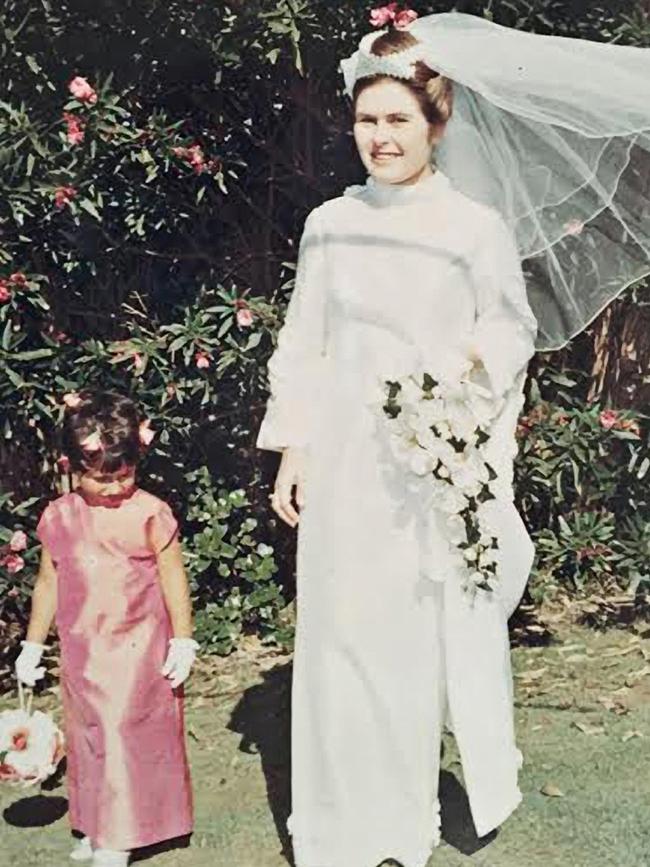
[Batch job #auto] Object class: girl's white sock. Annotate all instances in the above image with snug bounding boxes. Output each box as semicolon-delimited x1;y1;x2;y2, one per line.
91;849;129;867
70;836;93;862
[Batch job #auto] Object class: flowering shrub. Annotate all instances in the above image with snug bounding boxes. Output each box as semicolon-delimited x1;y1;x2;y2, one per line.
0;0;648;683
514;361;650;599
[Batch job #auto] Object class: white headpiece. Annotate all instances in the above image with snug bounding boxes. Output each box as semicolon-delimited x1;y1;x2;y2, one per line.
340;12;650;351
350;31;424;89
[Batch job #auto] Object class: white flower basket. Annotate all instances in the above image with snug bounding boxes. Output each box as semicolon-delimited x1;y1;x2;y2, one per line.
0;683;65;786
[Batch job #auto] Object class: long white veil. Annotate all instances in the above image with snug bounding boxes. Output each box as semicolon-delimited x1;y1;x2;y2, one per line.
341;12;650;351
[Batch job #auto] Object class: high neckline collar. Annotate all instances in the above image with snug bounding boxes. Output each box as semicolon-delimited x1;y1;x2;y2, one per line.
363;168;451;205
76;485;139;509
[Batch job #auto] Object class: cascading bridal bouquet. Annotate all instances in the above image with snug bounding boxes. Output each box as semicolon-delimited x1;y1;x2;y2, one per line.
381;363;502;596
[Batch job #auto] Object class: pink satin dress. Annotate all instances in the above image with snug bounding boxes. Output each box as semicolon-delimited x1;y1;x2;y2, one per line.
36;487;193;851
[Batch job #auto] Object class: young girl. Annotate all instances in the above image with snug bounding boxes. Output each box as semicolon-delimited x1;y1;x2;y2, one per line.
14;391;198;867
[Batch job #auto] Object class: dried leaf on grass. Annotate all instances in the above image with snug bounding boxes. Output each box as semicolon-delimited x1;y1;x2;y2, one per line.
622;730;643;743
572;721;605;736
541;783;565;798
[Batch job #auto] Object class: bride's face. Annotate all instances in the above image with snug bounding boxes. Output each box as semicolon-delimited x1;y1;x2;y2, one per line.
353;78;441;186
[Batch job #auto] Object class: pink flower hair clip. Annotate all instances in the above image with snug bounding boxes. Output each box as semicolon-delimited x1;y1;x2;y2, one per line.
80;430;103;452
139;419;156;447
369;3;418;30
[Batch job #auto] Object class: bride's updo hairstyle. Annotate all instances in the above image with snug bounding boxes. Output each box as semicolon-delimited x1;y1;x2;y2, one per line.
352;29;454;127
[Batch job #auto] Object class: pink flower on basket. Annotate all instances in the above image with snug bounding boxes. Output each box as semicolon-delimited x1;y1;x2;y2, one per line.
236;306;254;328
80;430;103;452
63;392;82;409
68;76;97;105
394;8;418;29
599;409;619;430
370;3;398;27
195;351;210;369
3;554;25;574
564;219;584;237
139;420;155;447
0;708;65;786
0;281;11;304
9;531;27;553
9;273;27;287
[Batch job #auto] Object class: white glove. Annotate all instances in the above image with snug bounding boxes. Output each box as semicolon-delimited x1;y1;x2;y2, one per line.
15;641;47;687
161;638;199;689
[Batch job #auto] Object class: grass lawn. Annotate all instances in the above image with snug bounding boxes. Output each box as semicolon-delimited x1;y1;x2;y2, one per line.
2;623;650;867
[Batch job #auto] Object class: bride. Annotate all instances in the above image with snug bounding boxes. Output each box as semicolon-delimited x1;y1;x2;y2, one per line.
258;9;650;867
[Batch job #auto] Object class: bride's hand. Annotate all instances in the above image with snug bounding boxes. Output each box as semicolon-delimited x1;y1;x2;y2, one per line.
269;447;306;528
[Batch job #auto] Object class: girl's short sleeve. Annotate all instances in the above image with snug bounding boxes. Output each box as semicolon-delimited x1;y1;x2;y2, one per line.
36;504;57;553
146;502;179;554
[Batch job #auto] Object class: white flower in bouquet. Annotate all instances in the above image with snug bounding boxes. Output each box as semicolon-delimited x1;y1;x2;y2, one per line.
446;513;467;545
463;546;479;563
436;483;468;516
409;450;436;477
479;548;498;568
450;462;484;499
447;401;479;443
380;355;503;596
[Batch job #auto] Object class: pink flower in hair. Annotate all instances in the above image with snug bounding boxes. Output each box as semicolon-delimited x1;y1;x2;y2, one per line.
394;8;418;29
80;430;103;452
63;392;82;409
9;531;27;553
369;3;398;27
139;419;155;446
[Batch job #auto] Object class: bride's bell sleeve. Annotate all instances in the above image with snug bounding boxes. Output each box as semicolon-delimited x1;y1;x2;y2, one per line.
257;208;328;452
468;210;538;399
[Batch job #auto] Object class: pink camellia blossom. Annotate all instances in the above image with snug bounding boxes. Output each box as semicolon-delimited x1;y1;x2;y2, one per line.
599;409;619;430
236;307;254;328
138;419;155;447
9;531;27;553
54;185;77;210
68;76;97;105
394;8;418;29
370;2;398;27
173;144;206;174
63;392;82;409
564;218;584;236
9;273;27;286
0;281;11;304
80;430;103;452
195;351;210;369
63;112;85;145
3;554;25;575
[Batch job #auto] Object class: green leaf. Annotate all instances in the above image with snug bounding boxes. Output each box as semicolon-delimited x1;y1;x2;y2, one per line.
79;199;101;220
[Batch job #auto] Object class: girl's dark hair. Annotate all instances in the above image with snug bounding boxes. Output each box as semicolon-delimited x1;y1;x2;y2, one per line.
62;391;141;475
352;29;453;126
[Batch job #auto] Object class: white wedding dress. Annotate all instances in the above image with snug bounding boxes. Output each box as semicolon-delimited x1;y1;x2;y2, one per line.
258;170;538;867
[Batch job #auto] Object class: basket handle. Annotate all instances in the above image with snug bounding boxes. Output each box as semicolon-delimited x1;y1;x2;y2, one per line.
17;680;34;716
